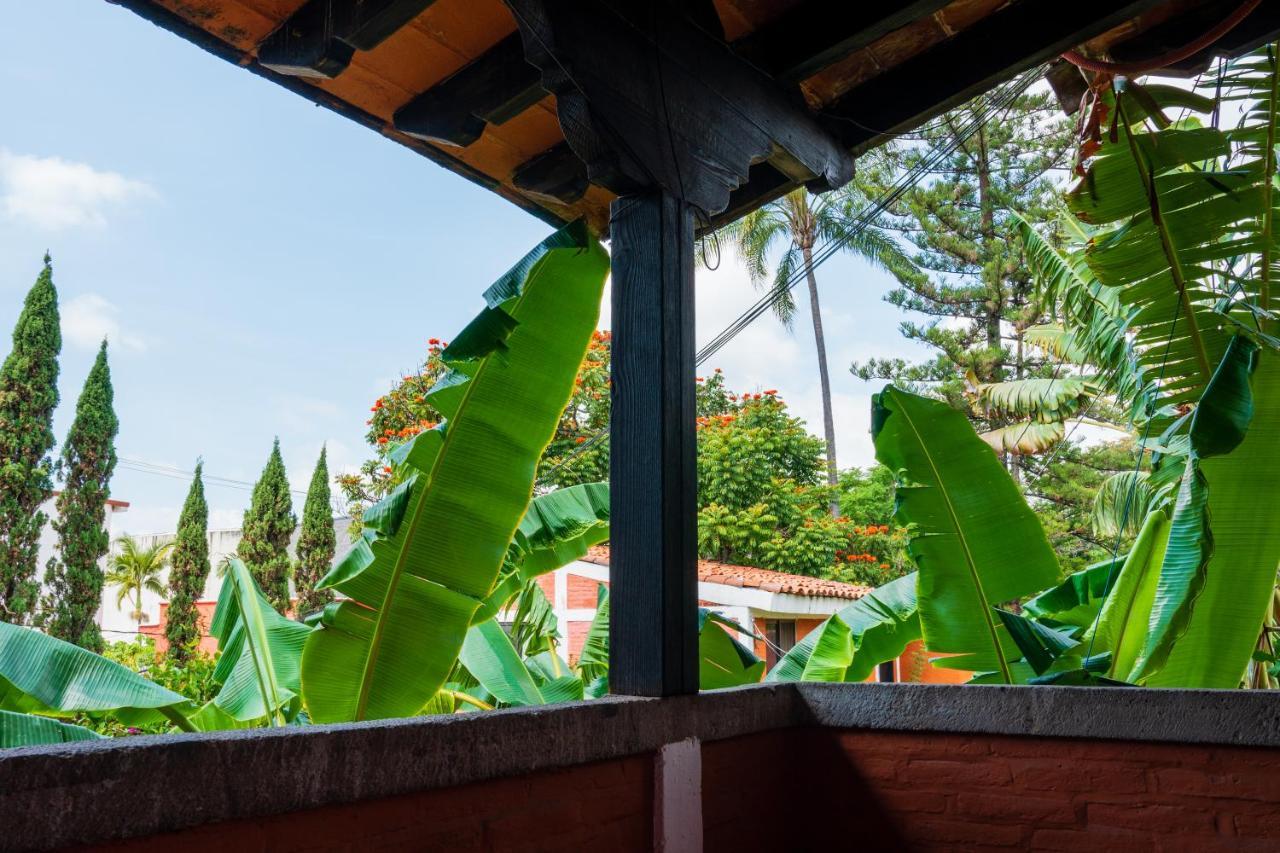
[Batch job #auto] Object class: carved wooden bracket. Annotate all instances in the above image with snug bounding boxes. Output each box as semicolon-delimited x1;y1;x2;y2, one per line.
502;0;853;216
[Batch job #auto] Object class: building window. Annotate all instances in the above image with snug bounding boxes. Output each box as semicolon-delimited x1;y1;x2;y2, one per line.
764;619;796;669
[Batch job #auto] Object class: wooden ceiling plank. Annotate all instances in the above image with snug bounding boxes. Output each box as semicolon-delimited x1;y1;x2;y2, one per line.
732;0;953;83
393;32;544;147
257;0;438;78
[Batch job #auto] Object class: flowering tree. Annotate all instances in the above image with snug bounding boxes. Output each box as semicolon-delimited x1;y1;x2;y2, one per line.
344;335;908;583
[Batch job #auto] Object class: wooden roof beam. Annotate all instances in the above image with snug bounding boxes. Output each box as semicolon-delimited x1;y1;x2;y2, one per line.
504;0;853;217
394;33;544;148
731;0;953;83
512;143;589;206
824;0;1170;154
258;0;437;79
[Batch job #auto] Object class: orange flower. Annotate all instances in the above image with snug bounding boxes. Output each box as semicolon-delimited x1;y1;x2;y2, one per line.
714;368;722;373
575;436;587;444
377;437;389;445
880;563;890;570
764;389;778;395
696;377;704;383
383;466;392;474
845;554;855;562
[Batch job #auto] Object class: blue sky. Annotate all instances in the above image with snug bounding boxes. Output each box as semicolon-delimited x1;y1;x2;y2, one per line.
0;4;924;535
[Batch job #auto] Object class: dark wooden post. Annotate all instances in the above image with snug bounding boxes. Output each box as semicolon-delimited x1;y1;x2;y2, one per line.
609;190;699;696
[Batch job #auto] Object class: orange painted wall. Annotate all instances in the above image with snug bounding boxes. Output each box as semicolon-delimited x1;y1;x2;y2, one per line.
138;602;218;656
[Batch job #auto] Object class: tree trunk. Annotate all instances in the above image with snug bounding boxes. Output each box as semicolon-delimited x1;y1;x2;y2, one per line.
801;245;840;516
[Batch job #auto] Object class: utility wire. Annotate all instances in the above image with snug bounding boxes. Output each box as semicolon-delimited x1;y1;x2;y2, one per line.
541;67;1044;482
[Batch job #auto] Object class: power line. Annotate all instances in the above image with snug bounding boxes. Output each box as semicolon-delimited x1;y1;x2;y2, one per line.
541;67;1043;482
117;456;310;498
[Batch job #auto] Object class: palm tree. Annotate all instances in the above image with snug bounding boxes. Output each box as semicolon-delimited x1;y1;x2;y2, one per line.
105;536;172;632
722;187;918;514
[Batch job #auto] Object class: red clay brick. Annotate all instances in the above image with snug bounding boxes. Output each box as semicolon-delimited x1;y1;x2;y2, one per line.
1153;767;1278;802
899;758;1013;787
904;817;1026;847
954;791;1078;826
1031;826;1160;853
874;788;950;815
1086;802;1217;836
1010;758;1147;794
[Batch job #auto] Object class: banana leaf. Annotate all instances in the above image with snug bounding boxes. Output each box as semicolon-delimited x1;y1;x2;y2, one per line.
206;558;311;724
873;386;1061;680
1022;555;1122;628
0;709;103;747
767;572;920;682
979;421;1064;455
1083;508;1171;681
0;620;193;731
514;482;609;575
994;609;1079;676
301;222;608;722
459;619;555;707
698;610;764;689
576;584;610;685
474;483;612;624
1136;341;1280;686
976;378;1090;423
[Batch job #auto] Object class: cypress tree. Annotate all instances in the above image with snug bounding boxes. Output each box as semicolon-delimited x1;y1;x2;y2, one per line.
165;461;209;661
238;439;295;613
44;341;118;650
294;446;335;618
0;255;60;624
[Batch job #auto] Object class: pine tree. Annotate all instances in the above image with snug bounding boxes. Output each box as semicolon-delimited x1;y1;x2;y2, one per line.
294;446;335;618
238;439;295;613
852;93;1072;414
0;255;61;624
43;341;118;650
165;461;209;661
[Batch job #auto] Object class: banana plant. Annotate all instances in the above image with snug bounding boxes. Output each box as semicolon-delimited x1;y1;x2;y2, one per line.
767;572;920;682
200;558;311;726
301;222;608;722
872;386;1061;681
0;620;195;739
0;709;102;748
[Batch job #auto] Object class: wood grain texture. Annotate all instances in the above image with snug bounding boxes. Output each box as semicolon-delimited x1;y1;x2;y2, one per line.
609;191;699;697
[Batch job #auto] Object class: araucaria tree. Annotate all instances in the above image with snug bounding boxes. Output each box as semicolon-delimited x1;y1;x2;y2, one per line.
294;446;335;618
43;341;118;650
0;256;61;624
238;439;295;613
165;462;209;661
852;92;1073;457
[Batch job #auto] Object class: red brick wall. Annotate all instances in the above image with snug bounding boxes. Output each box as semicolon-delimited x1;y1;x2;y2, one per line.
139;602;218;656
567;574;604;609
704;729;1280;851
89;755;653;853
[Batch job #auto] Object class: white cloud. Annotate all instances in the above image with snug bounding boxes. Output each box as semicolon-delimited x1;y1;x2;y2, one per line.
62;293;147;352
0;149;155;230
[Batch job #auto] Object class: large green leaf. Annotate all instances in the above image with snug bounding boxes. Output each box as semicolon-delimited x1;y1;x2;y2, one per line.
767;572;920;682
0;709;103;747
514;482;609;576
575;584;610;685
459;619;553;707
1085;508;1171;681
698;610;764;689
1023;555;1123;629
1137;342;1280;686
872;386;1060;680
0;620;193;730
206;558;311;724
301;223;608;722
976;377;1090;423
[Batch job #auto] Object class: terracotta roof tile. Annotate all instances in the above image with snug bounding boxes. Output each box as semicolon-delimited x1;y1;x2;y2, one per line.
581;546;871;601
